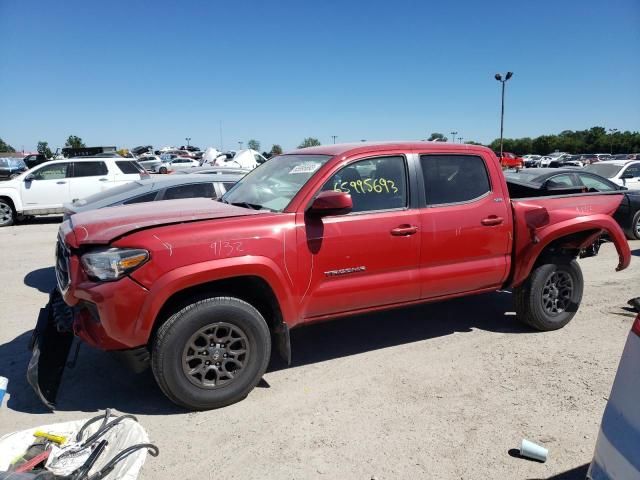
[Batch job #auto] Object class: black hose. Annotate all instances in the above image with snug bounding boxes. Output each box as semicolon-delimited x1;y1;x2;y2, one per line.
86;444;159;480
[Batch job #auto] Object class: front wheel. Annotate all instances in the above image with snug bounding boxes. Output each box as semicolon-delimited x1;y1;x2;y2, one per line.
152;296;271;410
514;259;583;331
159;166;168;174
0;200;15;227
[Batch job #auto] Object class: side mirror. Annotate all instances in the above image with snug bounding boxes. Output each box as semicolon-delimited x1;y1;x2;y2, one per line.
24;174;35;182
308;191;352;216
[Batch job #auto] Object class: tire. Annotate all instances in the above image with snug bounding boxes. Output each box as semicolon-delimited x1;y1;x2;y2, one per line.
152;296;271;410
625;210;640;240
514;258;583;331
0;199;15;227
159;167;168;174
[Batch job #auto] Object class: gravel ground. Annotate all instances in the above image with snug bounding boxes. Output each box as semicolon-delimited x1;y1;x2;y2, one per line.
0;218;638;480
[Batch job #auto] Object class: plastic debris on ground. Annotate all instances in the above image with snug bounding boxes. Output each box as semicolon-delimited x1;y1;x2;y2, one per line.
0;410;158;479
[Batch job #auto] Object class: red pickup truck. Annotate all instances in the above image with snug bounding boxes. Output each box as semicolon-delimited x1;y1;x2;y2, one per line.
29;142;631;410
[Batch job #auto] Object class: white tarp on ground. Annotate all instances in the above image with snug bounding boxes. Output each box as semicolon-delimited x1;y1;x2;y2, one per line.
0;415;151;480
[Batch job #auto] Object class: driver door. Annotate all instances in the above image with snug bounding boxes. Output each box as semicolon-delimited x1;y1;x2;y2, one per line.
20;162;71;211
298;155;421;319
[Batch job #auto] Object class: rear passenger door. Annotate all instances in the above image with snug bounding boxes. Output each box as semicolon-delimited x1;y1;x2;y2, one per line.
417;154;511;299
68;161;111;201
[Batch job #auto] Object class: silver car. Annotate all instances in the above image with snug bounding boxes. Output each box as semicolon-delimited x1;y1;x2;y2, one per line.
588;301;640;479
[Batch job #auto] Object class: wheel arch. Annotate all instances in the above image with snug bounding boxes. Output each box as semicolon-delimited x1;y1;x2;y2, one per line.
150;275;291;364
510;214;631;288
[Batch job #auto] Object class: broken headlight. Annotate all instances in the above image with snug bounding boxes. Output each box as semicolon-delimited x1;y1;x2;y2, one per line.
80;248;149;281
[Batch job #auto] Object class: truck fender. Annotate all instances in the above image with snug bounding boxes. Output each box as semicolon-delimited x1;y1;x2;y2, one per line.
132;256;297;347
511;213;631;287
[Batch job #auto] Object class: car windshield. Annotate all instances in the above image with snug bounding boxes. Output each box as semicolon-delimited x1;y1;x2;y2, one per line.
73;181;145;206
584;163;623;178
221;154;332;212
0;157;27;169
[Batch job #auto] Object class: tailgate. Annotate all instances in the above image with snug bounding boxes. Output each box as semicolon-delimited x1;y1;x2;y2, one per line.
510;192;631;287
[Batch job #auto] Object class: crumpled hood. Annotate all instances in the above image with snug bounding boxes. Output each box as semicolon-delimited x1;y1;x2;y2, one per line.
65;198;265;246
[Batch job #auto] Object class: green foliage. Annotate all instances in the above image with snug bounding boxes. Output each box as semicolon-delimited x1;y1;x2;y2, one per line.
0;137;16;152
464;140;483;145
298;137;321;149
270;144;283;155
427;132;447;142
65;135;86;148
490;127;640;155
37;141;53;158
247;139;260;151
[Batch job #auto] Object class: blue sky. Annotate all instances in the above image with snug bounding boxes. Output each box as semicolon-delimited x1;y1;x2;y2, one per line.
1;0;639;152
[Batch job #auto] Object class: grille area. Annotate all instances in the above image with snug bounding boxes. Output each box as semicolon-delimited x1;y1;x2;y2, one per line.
55;236;70;292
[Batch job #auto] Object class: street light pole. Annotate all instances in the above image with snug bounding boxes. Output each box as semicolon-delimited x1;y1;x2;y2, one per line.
331;135;337;144
494;72;513;159
608;128;618;154
238;141;244;150
185;137;191;147
450;131;457;143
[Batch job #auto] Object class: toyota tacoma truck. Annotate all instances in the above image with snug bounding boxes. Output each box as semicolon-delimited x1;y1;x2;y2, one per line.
28;142;632;410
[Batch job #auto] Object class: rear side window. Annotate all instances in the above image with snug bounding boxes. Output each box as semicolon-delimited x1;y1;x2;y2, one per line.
123;191;158;205
222;182;236;192
72;161;108;177
162;183;214;200
116;161;143;174
420;155;491;205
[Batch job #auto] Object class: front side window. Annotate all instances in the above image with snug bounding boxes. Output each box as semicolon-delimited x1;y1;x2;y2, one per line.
420;155;490;205
222;154;332;212
163;182;214;200
577;174;616;191
31;163;69;180
72;161;108;177
323;156;408;213
623;164;640;178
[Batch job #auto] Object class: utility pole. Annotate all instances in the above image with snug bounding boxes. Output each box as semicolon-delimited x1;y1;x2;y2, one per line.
494;71;514;159
331;135;337;144
450;131;457;143
238;141;244;150
608;128;618;154
459;137;464;144
185;137;191;147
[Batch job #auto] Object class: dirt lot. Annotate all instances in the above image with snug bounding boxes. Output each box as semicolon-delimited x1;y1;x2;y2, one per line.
0;218;638;479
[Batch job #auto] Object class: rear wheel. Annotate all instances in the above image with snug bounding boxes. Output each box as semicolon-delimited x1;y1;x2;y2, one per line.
152;296;271;410
159;166;168;174
514;258;583;331
0;200;15;227
626;210;640;240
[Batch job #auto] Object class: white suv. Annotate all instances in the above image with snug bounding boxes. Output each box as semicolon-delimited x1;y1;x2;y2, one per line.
0;157;148;226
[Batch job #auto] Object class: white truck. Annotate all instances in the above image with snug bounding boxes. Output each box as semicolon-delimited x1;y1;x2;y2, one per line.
0;157;148;226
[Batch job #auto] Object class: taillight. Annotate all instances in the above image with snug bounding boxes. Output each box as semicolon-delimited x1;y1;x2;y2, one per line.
632;314;640;337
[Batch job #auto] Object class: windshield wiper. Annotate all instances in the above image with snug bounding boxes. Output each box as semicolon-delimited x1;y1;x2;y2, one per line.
230;201;265;210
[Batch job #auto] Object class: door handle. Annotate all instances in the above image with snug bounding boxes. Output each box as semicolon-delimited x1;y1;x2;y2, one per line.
99;178;109;182
56;181;67;185
390;225;418;236
481;216;504;226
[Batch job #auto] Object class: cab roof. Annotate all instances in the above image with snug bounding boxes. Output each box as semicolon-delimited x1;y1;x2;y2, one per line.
287;141;492;157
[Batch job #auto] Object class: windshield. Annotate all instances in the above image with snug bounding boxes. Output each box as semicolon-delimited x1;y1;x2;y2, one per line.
584;163;623;178
221;154;332;212
0;157;27;169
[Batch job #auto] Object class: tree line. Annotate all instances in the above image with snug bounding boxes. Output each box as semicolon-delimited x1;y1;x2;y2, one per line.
5;128;638;159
